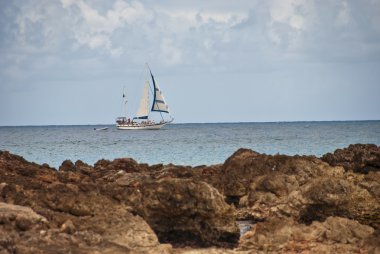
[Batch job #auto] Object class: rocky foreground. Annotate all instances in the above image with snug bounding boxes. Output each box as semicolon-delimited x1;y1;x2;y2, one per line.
0;144;379;253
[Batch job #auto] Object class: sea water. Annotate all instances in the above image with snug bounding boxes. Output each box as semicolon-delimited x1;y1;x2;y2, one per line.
0;121;379;169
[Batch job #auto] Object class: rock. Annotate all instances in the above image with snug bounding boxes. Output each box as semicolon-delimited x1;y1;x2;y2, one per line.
0;151;171;253
322;144;380;173
359;171;380;198
60;219;75;234
300;177;380;228
127;178;239;247
217;149;380;231
238;217;377;253
217;148;342;199
94;157;141;173
0;234;15;254
1;144;380;253
0;202;48;229
59;159;75;171
74;160;95;176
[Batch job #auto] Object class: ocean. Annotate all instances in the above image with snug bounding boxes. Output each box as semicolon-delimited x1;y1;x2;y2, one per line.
0;121;379;169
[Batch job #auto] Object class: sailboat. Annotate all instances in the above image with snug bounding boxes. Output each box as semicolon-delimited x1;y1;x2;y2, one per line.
115;64;173;130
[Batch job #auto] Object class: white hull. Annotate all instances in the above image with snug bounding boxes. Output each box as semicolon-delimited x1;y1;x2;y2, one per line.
116;122;168;130
116;64;173;130
94;127;108;131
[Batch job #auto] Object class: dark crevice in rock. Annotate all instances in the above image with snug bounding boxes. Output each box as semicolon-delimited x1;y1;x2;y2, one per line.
157;230;239;249
353;166;379;174
157;230;211;248
216;232;240;248
298;204;351;225
225;195;240;206
237;216;265;223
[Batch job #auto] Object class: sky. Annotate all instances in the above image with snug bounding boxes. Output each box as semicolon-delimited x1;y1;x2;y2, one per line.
0;0;380;125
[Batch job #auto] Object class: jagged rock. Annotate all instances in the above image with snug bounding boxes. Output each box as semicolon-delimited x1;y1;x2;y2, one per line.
300;176;380;228
126;178;239;247
1;145;380;253
94;157;141;173
59;159;75;171
243;160;379;229
0;151;171;253
0;202;48;230
359;171;380;198
60;219;75;234
238;217;377;253
217;148;340;199
322;144;380;173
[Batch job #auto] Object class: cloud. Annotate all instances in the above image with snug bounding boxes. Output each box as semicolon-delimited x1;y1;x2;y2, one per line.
60;0;75;8
60;0;153;57
1;0;380;125
258;0;380;62
336;1;350;27
2;0;380;74
160;38;183;66
269;0;309;30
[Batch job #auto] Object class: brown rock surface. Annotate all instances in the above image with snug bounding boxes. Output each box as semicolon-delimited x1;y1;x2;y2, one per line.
238;216;378;253
1;144;380;253
126;178;239;247
0;151;170;253
321;143;380;173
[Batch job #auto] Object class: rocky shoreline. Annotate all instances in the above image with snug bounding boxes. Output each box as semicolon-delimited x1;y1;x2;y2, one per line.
0;144;379;253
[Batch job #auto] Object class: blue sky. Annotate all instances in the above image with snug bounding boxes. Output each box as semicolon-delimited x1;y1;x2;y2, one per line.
0;0;380;125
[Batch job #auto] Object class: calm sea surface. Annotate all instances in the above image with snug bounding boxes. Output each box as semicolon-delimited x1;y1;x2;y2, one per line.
0;121;379;169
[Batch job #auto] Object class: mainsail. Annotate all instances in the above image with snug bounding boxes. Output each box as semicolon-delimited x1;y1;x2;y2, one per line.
116;64;173;130
134;80;149;119
150;71;169;113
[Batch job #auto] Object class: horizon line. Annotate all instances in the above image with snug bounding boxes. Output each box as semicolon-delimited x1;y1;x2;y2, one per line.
1;119;379;127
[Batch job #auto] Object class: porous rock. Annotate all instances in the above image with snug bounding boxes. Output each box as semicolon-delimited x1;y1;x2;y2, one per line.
1;144;380;253
322;144;380;173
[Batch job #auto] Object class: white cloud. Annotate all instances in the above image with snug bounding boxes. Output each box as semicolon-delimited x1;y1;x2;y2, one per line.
4;0;380;72
160;38;183;66
60;0;75;8
160;9;247;28
60;0;152;57
266;0;316;51
269;0;309;31
336;1;351;27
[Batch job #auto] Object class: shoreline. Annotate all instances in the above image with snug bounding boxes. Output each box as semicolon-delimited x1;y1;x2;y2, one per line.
0;144;379;253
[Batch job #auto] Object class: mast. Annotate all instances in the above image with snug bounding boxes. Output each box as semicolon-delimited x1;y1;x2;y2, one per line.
123;86;127;118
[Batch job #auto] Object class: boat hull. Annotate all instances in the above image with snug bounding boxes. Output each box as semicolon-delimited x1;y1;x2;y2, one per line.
116;122;167;130
94;127;108;131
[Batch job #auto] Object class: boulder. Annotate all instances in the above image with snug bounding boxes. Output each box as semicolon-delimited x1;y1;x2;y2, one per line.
238;217;377;253
0;202;48;231
1;144;380;253
300;176;380;228
0;151;171;253
321;144;380;173
125;178;239;247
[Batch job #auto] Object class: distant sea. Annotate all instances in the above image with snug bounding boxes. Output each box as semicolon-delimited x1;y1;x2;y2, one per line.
1;121;379;169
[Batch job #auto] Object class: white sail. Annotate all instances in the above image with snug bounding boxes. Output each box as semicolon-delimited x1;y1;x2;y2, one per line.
135;80;150;119
116;64;173;130
150;73;169;113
